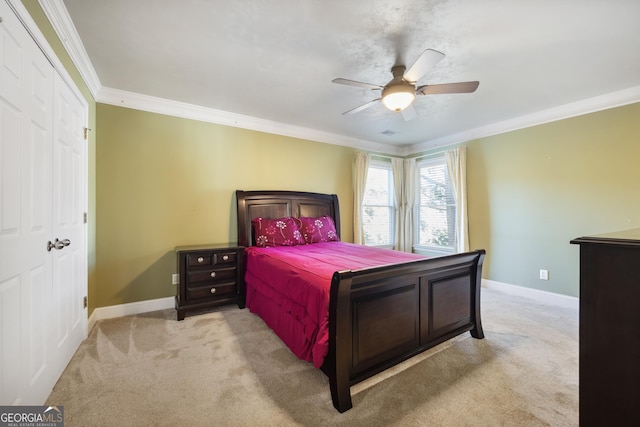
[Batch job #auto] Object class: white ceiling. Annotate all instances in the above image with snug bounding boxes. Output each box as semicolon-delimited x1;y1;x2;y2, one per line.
54;0;640;155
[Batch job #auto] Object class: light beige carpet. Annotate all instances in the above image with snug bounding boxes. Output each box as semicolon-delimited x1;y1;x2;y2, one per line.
47;287;578;426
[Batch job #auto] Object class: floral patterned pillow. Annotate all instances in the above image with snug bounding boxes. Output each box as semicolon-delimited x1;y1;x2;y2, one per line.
252;217;305;247
299;216;340;243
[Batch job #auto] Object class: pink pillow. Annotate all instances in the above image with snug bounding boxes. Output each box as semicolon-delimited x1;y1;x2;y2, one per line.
299;216;340;243
252;217;305;247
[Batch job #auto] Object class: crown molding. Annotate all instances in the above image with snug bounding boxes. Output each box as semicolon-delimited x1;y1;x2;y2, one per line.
405;85;640;155
97;87;401;155
38;0;101;98
100;84;640;158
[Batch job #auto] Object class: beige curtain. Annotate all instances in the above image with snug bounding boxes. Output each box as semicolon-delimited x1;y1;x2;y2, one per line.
445;146;469;252
353;151;370;244
402;158;416;252
391;158;404;250
392;157;416;252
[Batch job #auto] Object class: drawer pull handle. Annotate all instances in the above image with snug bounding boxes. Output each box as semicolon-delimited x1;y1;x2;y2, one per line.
197;257;204;263
210;272;216;278
210;288;216;294
222;255;229;261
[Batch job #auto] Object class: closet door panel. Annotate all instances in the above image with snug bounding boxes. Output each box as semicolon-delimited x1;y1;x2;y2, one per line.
50;73;86;373
0;3;54;404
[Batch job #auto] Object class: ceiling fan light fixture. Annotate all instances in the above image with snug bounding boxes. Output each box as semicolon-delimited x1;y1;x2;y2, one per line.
333;50;478;117
381;85;415;112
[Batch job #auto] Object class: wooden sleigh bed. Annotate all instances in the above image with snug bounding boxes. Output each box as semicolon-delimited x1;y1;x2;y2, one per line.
236;190;486;412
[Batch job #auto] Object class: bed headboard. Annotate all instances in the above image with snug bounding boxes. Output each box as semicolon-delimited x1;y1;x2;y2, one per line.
236;190;341;247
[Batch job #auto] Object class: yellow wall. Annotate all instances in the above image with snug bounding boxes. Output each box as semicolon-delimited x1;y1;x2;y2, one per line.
467;102;640;297
95;104;355;307
89;100;640;305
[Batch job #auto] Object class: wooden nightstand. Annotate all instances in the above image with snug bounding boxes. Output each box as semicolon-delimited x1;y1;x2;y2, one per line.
175;243;245;320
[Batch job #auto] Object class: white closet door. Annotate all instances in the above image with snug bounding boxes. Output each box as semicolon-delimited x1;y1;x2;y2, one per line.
49;72;87;376
0;1;87;405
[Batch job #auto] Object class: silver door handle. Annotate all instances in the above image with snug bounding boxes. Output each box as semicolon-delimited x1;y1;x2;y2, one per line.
47;240;64;251
47;238;71;251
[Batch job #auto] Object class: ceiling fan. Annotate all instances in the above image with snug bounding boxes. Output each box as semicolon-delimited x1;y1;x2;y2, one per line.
332;49;479;119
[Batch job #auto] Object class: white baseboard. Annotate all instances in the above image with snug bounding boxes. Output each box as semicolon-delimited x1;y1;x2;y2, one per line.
85;280;576;332
482;279;578;310
88;296;175;332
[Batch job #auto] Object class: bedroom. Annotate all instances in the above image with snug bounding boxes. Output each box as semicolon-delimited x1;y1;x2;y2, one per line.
31;0;639;314
2;0;640;424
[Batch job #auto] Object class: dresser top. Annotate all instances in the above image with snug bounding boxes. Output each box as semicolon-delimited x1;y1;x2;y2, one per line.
571;228;640;246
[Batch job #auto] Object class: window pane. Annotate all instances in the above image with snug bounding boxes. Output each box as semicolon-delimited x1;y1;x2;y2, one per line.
419;206;451;246
363;206;392;245
362;162;394;246
417;157;456;250
363;167;391;205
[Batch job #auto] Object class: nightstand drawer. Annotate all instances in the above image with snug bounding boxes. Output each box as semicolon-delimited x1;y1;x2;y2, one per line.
187;282;236;301
214;252;237;265
187;267;236;284
187;253;213;267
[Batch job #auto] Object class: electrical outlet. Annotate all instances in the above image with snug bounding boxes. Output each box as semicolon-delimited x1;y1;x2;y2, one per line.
539;269;549;281
171;273;179;285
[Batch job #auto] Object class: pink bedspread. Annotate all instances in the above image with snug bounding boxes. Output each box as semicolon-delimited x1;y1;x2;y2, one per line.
244;241;425;368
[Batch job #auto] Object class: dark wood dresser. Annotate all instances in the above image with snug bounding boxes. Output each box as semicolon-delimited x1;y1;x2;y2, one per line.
175;243;245;320
571;229;640;426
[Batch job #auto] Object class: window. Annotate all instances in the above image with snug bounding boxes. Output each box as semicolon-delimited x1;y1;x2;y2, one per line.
362;159;395;247
416;155;456;252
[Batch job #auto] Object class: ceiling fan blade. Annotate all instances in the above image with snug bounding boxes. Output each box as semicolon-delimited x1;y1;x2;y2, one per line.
417;81;480;95
403;49;445;83
401;105;417;121
332;78;383;90
343;98;381;115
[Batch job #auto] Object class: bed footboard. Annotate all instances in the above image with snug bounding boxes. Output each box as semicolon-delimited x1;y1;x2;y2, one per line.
322;249;485;412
